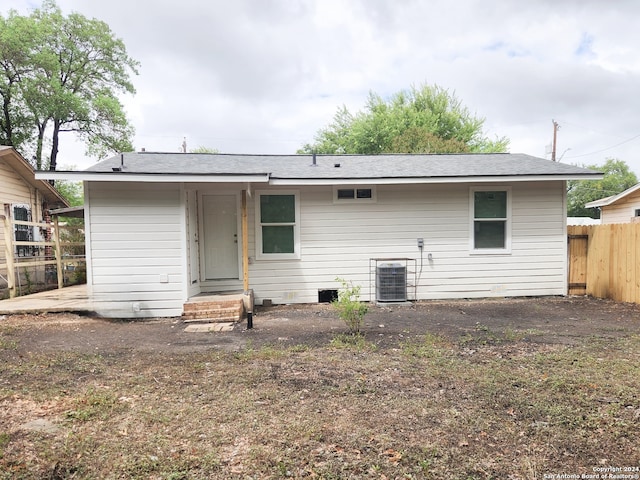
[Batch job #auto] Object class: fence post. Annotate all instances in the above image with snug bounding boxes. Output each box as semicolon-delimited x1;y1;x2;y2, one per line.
53;216;63;289
2;213;16;298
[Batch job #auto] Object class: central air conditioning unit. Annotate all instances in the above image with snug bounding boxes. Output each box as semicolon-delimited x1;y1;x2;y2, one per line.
376;262;407;302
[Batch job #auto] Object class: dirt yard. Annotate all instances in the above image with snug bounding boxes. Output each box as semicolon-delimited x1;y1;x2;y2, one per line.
1;296;639;479
3;296;640;353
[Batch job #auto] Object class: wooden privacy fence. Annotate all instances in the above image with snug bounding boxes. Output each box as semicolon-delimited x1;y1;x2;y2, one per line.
0;214;85;298
568;223;640;303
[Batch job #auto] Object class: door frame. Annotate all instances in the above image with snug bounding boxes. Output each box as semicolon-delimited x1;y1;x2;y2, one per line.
197;190;243;282
186;190;200;296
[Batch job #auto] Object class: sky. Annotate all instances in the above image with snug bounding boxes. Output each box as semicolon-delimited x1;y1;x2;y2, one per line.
3;0;640;175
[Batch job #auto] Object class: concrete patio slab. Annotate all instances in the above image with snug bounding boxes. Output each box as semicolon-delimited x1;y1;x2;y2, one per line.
0;285;93;315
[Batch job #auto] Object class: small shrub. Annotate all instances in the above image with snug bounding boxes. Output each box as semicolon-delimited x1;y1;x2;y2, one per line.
332;277;368;335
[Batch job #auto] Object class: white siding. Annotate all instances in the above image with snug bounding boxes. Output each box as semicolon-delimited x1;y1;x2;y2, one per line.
86;182;185;317
247;181;568;304
84;179;569;316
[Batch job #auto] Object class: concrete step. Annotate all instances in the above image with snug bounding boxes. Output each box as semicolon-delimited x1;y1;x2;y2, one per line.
184;323;235;333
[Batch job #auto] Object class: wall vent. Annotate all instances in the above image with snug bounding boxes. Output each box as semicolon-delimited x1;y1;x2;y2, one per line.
376;263;407;302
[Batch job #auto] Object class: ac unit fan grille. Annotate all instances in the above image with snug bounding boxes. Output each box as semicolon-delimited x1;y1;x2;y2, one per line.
376;264;407;302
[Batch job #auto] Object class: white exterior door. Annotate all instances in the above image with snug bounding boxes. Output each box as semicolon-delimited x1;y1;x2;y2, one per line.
201;194;239;280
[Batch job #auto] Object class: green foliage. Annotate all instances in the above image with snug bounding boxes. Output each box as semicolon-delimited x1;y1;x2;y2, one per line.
54;178;83;207
0;11;36;150
299;83;509;155
190;146;220;153
567;158;638;218
0;0;139;169
332;277;368;335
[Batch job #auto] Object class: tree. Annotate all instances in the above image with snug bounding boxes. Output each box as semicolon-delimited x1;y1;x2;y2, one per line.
190;146;220;154
55;177;83;207
0;11;36;150
0;1;139;170
299;83;509;154
567;158;638;218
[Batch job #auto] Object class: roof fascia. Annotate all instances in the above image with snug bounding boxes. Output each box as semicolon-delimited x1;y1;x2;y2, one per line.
36;172;271;183
585;198;610;208
270;173;604;186
36;171;604;186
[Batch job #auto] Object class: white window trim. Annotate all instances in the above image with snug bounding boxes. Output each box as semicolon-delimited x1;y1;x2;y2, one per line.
255;190;301;260
333;185;377;204
469;186;512;255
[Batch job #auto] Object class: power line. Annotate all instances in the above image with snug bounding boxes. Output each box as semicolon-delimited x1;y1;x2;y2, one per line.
564;132;640;159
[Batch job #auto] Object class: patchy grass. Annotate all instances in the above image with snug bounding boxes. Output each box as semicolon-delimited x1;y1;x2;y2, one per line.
329;333;378;352
0;330;639;479
0;325;18;351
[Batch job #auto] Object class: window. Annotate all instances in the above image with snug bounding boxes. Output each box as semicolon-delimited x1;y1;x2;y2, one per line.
635;209;640;217
256;191;300;259
334;186;376;202
12;204;33;257
470;188;511;253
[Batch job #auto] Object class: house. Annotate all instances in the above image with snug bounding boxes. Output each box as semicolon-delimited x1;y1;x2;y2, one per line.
38;152;601;319
1;147;70;291
585;183;640;224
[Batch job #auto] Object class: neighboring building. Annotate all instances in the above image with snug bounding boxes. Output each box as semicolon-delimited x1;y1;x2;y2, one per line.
567;217;601;226
585;183;640;224
0;147;70;289
39;152;601;318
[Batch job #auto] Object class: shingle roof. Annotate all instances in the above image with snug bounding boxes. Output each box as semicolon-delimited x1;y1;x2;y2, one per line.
86;152;600;180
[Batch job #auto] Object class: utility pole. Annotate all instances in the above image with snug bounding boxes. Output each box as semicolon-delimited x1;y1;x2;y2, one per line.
551;120;559;161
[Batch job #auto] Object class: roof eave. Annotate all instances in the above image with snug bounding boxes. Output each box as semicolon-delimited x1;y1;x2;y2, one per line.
36;171;604;185
585;199;608;208
36;171;272;183
270;173;604;186
49;206;85;218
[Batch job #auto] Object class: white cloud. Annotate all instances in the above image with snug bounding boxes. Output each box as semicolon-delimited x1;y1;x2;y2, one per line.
2;0;640;174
